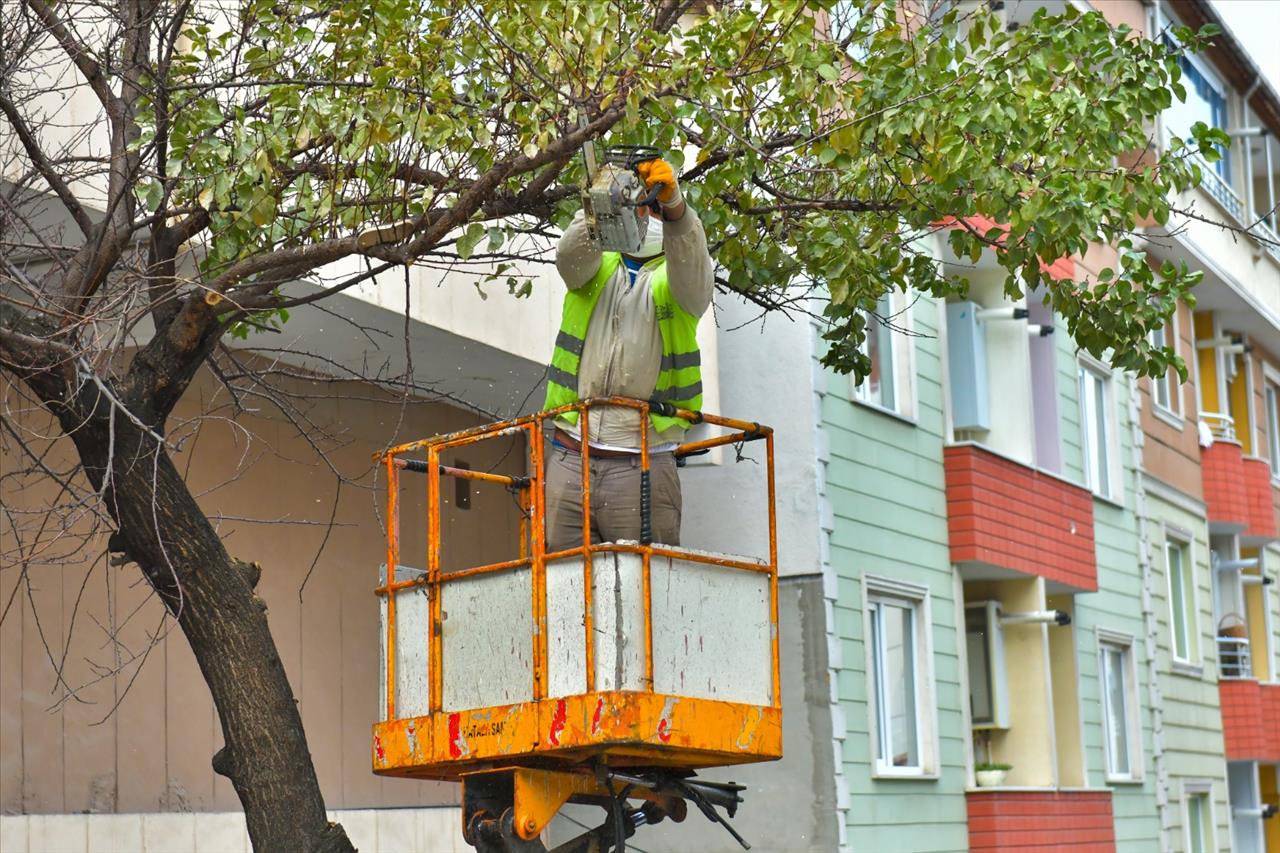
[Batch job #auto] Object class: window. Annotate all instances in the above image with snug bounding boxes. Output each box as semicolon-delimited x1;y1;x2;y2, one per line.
1098;634;1141;781
1266;379;1279;480
966;602;1009;729
1161;23;1232;179
865;579;935;776
1150;318;1181;419
1170;56;1232;178
1078;363;1116;499
1165;534;1199;663
1183;785;1216;853
853;291;915;418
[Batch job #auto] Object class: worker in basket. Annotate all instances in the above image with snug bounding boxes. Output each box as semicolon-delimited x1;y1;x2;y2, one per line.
543;157;713;551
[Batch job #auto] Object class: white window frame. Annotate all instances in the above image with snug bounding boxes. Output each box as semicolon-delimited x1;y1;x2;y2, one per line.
1149;313;1184;427
1164;526;1201;666
965;601;1009;730
1097;629;1143;783
1263;363;1280;483
1078;358;1121;501
1181;780;1218;853
1258;547;1278;686
1155;7;1234;174
852;290;917;421
1269;546;1280;686
863;575;938;778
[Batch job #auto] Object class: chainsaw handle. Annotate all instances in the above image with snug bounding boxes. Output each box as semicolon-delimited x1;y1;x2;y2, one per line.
634;183;662;211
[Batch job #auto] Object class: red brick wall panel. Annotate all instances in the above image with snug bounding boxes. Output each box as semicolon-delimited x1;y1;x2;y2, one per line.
1242;457;1278;538
967;790;1116;852
1219;680;1280;762
1267;684;1280;759
944;445;1097;591
1201;442;1251;529
941;216;1076;283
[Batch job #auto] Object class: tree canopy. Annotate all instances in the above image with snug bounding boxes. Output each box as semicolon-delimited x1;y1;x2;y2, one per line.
145;0;1224;381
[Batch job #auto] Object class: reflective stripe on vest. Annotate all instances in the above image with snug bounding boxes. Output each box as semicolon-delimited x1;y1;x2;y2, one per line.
543;252;702;433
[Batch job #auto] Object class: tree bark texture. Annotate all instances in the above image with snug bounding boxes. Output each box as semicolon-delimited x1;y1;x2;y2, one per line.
36;372;355;853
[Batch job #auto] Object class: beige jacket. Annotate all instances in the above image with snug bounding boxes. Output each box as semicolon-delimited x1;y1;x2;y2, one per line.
555;209;714;449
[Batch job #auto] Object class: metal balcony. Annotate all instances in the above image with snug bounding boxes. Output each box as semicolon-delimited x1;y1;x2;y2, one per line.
1200;412;1238;443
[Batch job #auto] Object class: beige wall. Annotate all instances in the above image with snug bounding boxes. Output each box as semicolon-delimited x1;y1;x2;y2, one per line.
1;365;523;815
1046;595;1085;788
1091;1;1149;35
965;577;1057;786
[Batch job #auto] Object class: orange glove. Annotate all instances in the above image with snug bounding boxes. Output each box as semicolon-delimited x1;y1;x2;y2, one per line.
635;159;681;206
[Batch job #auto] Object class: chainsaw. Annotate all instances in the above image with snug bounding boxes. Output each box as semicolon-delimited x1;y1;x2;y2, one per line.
357;142;666;255
580;142;664;254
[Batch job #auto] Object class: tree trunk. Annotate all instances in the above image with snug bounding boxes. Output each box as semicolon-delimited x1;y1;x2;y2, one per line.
51;377;355;853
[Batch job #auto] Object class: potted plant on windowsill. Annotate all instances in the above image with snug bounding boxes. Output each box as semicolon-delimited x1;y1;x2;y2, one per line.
974;762;1012;787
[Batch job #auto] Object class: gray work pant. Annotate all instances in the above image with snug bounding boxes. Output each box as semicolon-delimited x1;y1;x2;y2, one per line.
544;446;681;552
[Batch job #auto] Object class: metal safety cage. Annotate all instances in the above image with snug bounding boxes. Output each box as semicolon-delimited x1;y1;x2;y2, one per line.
372;397;781;785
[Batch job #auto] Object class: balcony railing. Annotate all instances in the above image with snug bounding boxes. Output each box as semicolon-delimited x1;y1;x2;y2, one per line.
1197;158;1246;222
1218;635;1252;679
1249;217;1280;263
1200;412;1237;443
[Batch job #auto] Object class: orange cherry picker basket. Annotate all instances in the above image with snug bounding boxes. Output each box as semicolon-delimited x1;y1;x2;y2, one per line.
373;397;781;852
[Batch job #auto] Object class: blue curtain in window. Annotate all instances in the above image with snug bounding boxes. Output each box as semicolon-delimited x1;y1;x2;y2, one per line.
1177;55;1231;177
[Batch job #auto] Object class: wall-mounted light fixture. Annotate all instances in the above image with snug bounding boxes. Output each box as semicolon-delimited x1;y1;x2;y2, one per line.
1215;557;1260;573
973;306;1051;336
1233;804;1278;820
1000;610;1071;627
976;307;1029;322
1197;334;1251;355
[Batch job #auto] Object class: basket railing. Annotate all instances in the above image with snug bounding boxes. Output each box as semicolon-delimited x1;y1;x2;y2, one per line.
375;397;779;724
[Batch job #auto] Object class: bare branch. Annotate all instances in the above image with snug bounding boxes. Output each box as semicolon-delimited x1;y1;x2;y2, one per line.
0;94;96;237
21;0;120;116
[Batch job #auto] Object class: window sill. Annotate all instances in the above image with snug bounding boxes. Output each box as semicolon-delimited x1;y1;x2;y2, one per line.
851;397;917;427
871;770;940;781
1105;775;1145;786
1152;405;1185;431
1170;659;1204;679
1091;491;1127;512
966;785;1104;793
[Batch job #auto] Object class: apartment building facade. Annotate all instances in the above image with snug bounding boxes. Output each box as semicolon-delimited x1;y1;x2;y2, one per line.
1140;1;1280;850
810;1;1280;851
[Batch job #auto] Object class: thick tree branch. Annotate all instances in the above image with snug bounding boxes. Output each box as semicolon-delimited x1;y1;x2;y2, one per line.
121;297;223;424
0;306;76;403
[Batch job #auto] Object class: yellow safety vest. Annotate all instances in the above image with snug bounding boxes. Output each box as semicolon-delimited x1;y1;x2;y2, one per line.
544;253;702;433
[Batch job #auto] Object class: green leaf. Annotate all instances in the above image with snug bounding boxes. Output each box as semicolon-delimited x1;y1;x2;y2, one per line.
140;180;163;212
487;227;505;252
457;223;486;259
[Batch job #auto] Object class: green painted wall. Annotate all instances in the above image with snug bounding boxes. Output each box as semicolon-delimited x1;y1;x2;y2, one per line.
1062;366;1162;849
817;294;972;852
1142;491;1231;852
